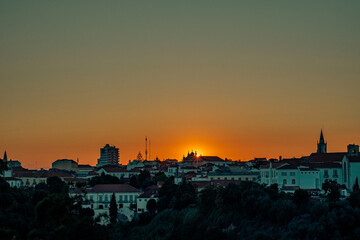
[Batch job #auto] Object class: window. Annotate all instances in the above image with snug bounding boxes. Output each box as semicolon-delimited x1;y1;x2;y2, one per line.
124;195;128;202
333;170;338;177
224;177;227;180
119;204;123;208
292;179;295;184
99;205;104;209
324;170;329;178
105;195;108;202
283;179;287;185
130;195;133;202
99;195;103;202
118;195;123;202
281;172;287;176
246;178;248;181
290;172;295;176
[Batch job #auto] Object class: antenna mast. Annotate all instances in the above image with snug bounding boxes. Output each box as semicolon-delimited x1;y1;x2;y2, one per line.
145;136;148;161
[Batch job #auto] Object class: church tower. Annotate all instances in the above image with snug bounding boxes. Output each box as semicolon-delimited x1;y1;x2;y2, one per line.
317;130;327;153
2;151;7;162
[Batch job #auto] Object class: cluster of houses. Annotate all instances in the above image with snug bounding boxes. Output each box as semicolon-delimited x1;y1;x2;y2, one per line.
1;131;360;223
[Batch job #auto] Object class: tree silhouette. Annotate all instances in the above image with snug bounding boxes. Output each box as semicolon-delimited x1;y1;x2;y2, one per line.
322;179;340;202
109;193;118;224
353;177;359;192
146;199;157;213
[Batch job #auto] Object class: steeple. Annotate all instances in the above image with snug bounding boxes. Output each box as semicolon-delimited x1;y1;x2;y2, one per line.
3;151;7;162
317;130;327;153
320;130;324;143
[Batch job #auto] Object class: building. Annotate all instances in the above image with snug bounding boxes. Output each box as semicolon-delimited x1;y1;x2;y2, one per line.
182;151;227;167
70;184;141;222
52;159;78;172
97;144;119;167
260;131;360;195
136;185;159;213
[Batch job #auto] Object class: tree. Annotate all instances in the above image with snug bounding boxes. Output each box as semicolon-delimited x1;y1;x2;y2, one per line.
138;170;152;189
88;174;122;186
153;171;168;183
47;176;67;194
129;175;139;189
109;193;118;224
322;179;340;202
293;189;309;206
0;160;8;175
353;177;359;192
146;199;157;213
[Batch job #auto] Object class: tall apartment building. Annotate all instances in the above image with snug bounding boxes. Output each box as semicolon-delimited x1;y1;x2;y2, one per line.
96;144;119;167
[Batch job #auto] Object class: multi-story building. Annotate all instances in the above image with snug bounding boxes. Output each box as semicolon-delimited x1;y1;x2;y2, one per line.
70;184;141;222
96;144;119;167
260;131;360;195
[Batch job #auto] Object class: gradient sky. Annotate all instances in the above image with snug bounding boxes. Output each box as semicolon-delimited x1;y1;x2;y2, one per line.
1;1;360;169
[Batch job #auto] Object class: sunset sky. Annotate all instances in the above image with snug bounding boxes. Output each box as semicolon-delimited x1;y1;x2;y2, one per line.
1;1;360;169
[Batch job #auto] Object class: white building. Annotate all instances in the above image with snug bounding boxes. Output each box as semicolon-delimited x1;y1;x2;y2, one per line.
136;185;159;213
70;184;141;222
259;131;360;195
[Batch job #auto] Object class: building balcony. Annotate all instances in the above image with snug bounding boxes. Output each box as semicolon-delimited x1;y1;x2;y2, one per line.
324;175;329;178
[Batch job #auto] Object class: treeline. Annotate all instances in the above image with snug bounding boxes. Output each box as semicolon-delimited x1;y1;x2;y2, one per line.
2;173;360;239
129;179;360;240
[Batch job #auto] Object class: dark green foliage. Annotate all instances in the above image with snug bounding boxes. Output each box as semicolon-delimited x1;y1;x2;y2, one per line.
88;174;122;186
3;174;360;240
146;199;157;213
153;171;167;183
129;175;139;188
353;177;359;192
109;193;118;224
322;179;340;202
46;176;67;193
293;188;309;206
0;160;8;174
138;170;151;188
174;179;197;210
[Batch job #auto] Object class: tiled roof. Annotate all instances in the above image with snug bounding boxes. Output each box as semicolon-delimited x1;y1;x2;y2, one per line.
100;166;127;173
309;153;346;163
200;156;225;162
178;172;197;178
299;167;319;171
309;162;342;169
138;185;159;198
13;170;73;178
348;156;360;162
212;180;242;187
277;164;298;170
91;184;140;193
260;162;288;169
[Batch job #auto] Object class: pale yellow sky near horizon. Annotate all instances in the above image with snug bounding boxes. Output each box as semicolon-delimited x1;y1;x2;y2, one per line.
1;1;360;169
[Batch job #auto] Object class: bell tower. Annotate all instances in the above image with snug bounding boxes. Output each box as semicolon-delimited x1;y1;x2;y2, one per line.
317;130;327;153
